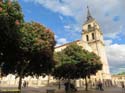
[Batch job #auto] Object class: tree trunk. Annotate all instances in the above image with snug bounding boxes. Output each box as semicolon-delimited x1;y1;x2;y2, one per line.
58;79;61;89
47;75;50;86
18;73;23;90
68;79;71;93
85;77;88;91
18;60;29;93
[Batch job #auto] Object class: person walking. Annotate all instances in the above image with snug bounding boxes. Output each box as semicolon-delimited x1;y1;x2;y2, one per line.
64;82;69;93
23;80;26;88
26;81;29;87
98;81;104;91
121;82;125;93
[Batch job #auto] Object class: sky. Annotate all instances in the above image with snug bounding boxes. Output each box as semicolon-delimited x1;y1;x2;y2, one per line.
18;0;125;74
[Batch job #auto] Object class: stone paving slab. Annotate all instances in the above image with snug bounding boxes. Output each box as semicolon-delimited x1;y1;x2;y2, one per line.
21;87;125;93
1;87;125;93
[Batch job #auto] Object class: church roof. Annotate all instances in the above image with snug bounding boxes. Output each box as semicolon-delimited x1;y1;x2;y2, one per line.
84;18;95;25
55;40;80;49
84;6;95;24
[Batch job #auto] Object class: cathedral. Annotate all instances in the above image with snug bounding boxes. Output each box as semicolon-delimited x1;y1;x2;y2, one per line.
55;7;111;85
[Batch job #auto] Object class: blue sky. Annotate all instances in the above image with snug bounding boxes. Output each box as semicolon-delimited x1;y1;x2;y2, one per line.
18;0;125;74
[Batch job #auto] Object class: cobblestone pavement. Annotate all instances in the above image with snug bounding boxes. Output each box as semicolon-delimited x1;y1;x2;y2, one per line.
0;86;125;93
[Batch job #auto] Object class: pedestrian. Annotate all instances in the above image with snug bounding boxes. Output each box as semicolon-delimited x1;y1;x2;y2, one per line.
64;82;69;93
121;82;125;92
98;81;104;91
23;80;26;88
26;81;29;87
122;82;124;88
70;83;77;92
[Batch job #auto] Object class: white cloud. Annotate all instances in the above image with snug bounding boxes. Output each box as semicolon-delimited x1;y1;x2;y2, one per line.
23;0;125;39
55;35;69;46
58;38;68;44
64;25;71;29
56;44;61;47
59;15;64;21
117;25;125;38
104;40;112;46
64;24;81;33
56;38;69;46
24;0;73;16
54;35;58;39
106;44;125;73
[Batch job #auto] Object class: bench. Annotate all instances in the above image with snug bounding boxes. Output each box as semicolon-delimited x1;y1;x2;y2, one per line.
46;89;56;93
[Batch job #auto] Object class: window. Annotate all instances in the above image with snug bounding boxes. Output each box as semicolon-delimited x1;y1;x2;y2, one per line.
92;33;95;40
88;24;91;31
86;35;89;41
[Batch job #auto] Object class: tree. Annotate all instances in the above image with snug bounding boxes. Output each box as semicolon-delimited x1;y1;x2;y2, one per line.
17;22;56;89
0;0;24;76
53;44;84;79
53;44;102;91
117;72;125;75
53;44;83;92
76;50;102;91
0;0;56;91
2;22;56;90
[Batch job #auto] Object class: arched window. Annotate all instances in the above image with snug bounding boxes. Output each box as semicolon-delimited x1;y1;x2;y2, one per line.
88;24;91;31
92;33;95;40
86;35;89;41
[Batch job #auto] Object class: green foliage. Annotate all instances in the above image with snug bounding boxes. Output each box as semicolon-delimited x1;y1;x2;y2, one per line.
2;22;56;77
76;51;102;78
0;0;56;90
19;22;56;77
63;44;85;63
20;22;55;53
0;0;56;77
53;63;77;79
0;0;24;76
0;0;23;50
0;0;23;41
54;51;72;67
117;72;125;75
53;44;102;79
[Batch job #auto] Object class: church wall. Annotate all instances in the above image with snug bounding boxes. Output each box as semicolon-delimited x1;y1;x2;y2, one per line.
96;42;110;74
55;45;67;52
0;75;57;87
112;75;125;87
55;40;81;52
82;18;111;80
88;40;110;77
82;20;100;31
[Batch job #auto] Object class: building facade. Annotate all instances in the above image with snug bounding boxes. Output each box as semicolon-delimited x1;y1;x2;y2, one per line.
112;75;125;87
55;7;111;87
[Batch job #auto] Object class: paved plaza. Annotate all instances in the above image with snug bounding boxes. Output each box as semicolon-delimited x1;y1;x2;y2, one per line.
0;86;125;93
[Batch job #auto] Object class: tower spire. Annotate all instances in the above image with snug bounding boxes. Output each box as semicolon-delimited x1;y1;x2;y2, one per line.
87;6;93;21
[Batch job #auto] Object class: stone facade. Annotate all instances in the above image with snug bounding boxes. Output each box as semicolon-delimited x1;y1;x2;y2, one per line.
112;75;125;87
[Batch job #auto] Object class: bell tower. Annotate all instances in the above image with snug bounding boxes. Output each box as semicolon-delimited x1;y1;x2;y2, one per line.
82;7;110;79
